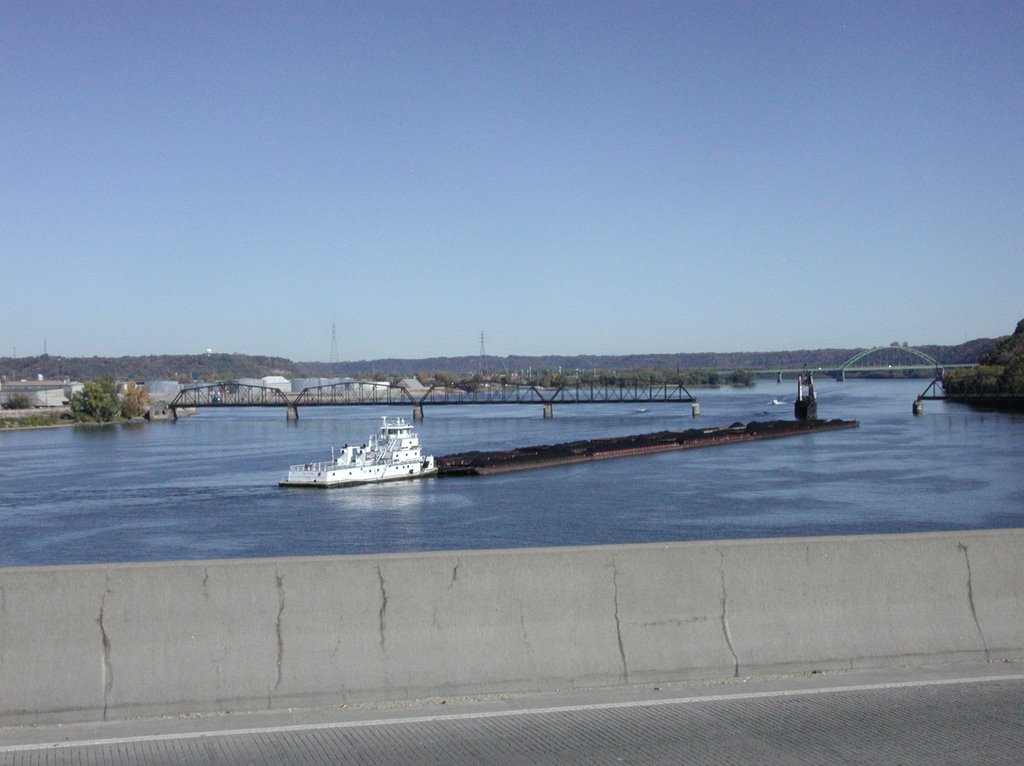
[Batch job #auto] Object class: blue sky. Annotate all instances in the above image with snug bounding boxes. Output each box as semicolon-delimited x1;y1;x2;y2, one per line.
3;1;1021;362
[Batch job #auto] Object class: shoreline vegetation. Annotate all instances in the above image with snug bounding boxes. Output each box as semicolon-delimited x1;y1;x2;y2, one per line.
941;319;1024;403
0;377;151;431
0;337;998;384
0;410;73;430
3;322;1021;429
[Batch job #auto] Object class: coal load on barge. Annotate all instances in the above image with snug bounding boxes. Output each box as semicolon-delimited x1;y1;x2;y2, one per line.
435;419;859;476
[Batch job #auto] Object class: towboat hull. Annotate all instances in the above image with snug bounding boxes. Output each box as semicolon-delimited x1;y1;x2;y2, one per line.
279;461;437;488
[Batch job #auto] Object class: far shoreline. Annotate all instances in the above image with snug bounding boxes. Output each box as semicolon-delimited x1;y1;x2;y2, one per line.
0;407;151;432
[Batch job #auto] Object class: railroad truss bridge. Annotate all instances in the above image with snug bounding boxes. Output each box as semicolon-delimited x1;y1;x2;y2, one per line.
168;381;699;421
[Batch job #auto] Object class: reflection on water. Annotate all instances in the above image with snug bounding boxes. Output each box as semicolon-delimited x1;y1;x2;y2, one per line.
318;477;433;511
1;379;1022;566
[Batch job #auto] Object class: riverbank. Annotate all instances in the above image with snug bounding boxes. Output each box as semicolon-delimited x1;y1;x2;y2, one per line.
0;407;73;430
0;407;157;431
947;395;1024;412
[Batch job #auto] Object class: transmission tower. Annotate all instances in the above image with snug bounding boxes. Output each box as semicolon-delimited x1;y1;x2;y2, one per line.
330;323;339;364
479;330;488;374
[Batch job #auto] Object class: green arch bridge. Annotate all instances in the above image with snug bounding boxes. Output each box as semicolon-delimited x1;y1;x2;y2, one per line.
766;345;971;381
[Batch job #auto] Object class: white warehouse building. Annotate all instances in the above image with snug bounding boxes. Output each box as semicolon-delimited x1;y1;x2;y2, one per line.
0;379;83;407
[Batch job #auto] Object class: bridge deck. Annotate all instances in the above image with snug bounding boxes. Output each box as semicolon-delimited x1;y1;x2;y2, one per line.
169;382;697;409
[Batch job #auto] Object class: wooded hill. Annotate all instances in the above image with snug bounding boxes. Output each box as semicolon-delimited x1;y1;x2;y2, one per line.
302;338;994;379
942;319;1024;396
0;337;998;383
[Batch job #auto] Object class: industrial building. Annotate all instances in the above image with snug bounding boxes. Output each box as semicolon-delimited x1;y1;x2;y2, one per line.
0;379;83;408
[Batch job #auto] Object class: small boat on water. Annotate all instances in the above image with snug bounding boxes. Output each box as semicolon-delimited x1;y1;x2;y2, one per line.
280;417;437;488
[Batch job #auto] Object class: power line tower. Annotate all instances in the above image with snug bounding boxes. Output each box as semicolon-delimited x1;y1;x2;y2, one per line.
330;323;339;364
479;330;488;375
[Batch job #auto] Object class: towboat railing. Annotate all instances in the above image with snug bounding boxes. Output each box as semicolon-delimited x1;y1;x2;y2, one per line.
287;460;337;473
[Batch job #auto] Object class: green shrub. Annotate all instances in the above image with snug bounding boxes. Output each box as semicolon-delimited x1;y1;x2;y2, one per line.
70;377;120;423
5;392;32;410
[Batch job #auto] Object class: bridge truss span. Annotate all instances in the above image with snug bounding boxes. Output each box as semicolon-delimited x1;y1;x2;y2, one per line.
405;382;696;407
168;380;697;420
841;345;941;371
833;345;946;382
543;382;696;405
170;382;292;409
293;381;412;407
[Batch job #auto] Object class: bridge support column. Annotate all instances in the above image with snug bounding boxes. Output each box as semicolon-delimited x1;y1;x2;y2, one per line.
691;402;700;417
286;404;299;422
412;404;424;421
913;398;924;416
543;402;553;419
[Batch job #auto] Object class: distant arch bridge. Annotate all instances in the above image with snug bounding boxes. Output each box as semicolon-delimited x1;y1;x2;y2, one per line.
767;345;969;381
836;346;942;380
168;380;698;421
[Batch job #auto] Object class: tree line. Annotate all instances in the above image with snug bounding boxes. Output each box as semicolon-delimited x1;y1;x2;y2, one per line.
942;318;1024;396
2;338;996;384
418;368;756;390
69;377;151;423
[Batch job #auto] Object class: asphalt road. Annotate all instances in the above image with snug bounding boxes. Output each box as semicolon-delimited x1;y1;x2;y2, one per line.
2;663;1021;765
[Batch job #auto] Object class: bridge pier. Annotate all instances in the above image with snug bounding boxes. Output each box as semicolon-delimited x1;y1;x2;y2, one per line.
412;404;424;421
286;404;299;422
913;398;924;416
543;402;553;419
691;402;700;417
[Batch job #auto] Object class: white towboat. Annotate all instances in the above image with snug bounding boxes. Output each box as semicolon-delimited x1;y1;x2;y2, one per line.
280;417;437;488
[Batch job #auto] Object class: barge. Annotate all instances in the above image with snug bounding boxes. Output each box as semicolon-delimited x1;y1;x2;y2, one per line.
436;418;859;476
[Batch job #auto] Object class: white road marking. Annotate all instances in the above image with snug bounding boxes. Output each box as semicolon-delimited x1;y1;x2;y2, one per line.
3;673;1023;753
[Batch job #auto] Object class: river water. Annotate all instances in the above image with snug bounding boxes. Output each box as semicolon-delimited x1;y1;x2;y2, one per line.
1;379;1022;567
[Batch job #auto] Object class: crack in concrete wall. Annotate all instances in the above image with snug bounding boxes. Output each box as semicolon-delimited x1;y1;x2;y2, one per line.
517;597;534;661
376;566;387;651
97;577;113;720
0;585;5;672
274;572;285;693
211;645;228;690
611;561;629;683
449;559;462;588
717;548;739;677
958;542;990;660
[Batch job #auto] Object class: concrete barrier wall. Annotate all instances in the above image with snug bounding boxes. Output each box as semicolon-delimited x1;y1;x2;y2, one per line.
1;529;1021;725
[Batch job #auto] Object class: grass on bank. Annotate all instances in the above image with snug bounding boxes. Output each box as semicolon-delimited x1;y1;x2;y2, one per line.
0;412;70;429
